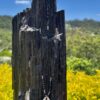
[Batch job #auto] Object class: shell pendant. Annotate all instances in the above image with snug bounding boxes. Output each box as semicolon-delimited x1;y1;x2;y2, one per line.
43;95;50;100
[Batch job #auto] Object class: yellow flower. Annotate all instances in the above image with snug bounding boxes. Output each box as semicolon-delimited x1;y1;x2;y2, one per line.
0;63;13;100
67;70;100;100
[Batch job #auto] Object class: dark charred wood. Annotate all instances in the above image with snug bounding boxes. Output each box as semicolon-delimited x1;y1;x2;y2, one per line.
12;0;66;100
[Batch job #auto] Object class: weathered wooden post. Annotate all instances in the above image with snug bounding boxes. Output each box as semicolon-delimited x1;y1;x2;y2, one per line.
12;0;66;100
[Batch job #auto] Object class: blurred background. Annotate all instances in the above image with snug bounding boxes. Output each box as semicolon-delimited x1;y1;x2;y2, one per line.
0;0;100;100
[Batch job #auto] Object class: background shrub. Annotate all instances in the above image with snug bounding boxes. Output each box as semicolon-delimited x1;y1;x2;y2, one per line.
67;56;96;75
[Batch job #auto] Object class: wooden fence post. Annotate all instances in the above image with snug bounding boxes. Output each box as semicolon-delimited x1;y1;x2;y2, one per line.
12;0;66;100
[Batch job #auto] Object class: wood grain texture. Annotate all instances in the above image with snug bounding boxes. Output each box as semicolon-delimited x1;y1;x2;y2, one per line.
12;0;66;100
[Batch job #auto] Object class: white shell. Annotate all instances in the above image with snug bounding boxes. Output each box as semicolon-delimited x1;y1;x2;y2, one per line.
43;96;50;100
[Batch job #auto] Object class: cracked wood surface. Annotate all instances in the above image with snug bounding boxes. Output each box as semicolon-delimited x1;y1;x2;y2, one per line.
12;0;66;100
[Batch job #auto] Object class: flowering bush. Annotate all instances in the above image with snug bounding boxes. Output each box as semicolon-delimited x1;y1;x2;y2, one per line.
1;63;100;100
67;70;100;100
0;63;13;100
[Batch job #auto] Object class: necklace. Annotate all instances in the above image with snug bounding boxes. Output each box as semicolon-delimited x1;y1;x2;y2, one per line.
41;75;52;100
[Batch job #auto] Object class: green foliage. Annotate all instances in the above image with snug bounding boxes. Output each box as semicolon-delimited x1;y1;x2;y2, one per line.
67;56;92;70
0;28;12;50
67;26;100;68
85;68;97;75
0;16;12;51
0;16;12;30
67;19;100;34
67;56;97;75
0;50;12;57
